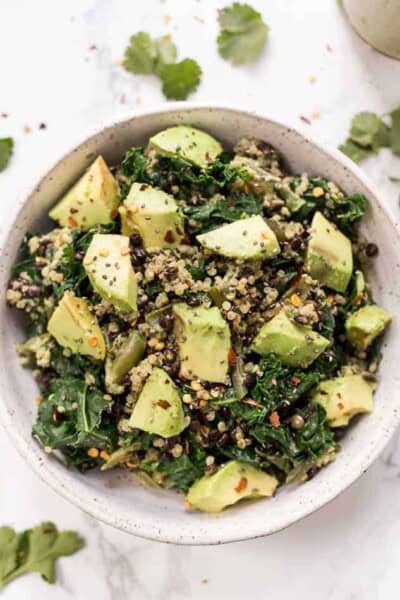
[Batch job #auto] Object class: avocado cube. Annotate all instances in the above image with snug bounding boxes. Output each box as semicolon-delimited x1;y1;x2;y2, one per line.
251;309;330;367
313;374;374;427
305;211;353;292
173;303;231;383
49;156;120;230
345;304;391;351
149;125;222;168
186;461;278;513
121;183;186;249
83;234;137;313
47;291;105;360
129;367;185;438
197;215;280;261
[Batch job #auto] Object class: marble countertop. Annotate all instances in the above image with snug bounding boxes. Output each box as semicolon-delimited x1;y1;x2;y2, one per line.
1;1;400;598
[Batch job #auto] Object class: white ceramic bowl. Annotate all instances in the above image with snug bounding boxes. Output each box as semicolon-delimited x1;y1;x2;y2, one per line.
1;105;399;545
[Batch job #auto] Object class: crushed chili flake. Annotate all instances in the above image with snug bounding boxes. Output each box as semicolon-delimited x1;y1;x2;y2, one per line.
242;398;262;408
88;337;99;347
164;230;175;244
291;376;301;385
337;402;344;410
326;295;334;305
269;411;281;428
290;293;302;307
235;477;248;493
100;450;110;460
68;216;78;227
299;115;311;125
227;349;237;365
157;399;171;410
244;183;251;194
352;293;363;306
184;500;192;510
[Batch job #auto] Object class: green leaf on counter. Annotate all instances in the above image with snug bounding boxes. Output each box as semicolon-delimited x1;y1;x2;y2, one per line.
159;59;202;100
0;137;13;172
0;523;83;589
390;108;400;156
217;2;268;65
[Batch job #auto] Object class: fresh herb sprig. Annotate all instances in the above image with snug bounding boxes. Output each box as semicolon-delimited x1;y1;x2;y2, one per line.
339;108;400;162
0;522;83;589
123;32;201;100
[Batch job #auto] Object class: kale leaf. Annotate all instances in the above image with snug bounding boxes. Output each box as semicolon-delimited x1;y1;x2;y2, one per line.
250;354;321;414
159;454;204;492
33;377;117;470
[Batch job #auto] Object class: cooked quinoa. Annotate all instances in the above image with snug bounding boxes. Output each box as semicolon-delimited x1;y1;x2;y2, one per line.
7;126;391;512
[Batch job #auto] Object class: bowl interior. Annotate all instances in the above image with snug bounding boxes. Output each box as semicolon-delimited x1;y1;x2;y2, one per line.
1;106;399;545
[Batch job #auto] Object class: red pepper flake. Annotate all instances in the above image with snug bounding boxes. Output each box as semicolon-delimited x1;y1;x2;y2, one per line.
291;375;301;385
352;292;363;306
337;402;344;410
269;411;281;428
227;349;237;365
164;230;175;244
88;337;99;348
89;43;97;51
235;477;248;493
243;184;251;195
157;399;171;410
176;226;184;236
242;398;262;408
68;216;78;227
180;237;190;245
299;115;311;125
110;209;119;220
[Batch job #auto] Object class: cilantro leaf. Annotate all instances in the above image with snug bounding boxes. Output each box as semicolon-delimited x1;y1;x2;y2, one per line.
159;59;202;100
0;523;83;588
0;137;13;172
338;138;374;163
390;108;400;156
350;112;386;148
0;527;18;583
217;3;268;65
123;32;158;74
154;36;177;73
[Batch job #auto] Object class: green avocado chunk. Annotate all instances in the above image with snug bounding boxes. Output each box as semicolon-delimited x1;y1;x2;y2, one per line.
313;374;374;427
49;156;120;230
129;367;185;438
83;234;137;313
197;215;280;260
105;330;146;394
251;309;330;367
345;304;391;351
149;125;222;168
305;211;353;292
186;461;278;513
173;303;231;383
47;291;105;360
121;183;186;249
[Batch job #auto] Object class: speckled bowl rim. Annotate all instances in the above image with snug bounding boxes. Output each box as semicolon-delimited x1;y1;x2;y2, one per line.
1;103;399;545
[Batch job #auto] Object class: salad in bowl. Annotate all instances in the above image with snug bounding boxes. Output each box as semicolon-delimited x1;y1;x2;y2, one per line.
7;124;391;513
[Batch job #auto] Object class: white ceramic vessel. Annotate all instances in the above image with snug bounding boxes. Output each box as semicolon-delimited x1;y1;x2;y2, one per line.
343;0;400;59
1;105;399;545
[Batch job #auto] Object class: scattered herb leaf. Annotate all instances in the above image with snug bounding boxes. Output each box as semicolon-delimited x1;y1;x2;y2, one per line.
217;2;268;65
0;137;13;172
0;522;83;589
159;59;202;100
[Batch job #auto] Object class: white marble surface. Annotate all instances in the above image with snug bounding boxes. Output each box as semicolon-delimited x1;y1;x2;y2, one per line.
1;1;400;598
